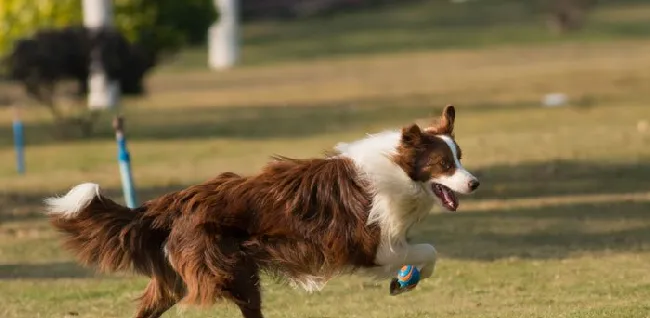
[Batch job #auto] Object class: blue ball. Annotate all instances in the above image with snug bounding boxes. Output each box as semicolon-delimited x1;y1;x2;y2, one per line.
396;265;421;289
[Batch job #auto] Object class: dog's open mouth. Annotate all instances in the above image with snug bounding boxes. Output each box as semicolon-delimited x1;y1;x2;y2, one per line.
432;183;458;211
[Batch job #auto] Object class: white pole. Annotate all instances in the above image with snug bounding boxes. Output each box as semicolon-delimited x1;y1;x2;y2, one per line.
83;0;119;110
208;0;239;70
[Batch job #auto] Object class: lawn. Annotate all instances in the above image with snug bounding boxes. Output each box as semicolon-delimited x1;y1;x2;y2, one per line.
2;2;650;318
167;1;650;68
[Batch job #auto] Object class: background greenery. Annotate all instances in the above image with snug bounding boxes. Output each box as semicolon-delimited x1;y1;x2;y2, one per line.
0;0;216;56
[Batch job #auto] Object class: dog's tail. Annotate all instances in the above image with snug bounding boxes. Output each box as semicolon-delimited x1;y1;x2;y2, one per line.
44;183;170;275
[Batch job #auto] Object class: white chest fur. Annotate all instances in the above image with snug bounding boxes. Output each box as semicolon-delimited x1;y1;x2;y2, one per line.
335;130;437;277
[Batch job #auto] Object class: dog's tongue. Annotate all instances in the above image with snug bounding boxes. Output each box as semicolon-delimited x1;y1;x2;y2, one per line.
441;187;458;211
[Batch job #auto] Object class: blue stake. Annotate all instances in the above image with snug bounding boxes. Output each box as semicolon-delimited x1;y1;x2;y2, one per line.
113;116;137;208
12;106;25;175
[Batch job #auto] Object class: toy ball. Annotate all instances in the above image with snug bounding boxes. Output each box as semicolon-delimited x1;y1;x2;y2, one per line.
389;265;421;296
397;265;421;288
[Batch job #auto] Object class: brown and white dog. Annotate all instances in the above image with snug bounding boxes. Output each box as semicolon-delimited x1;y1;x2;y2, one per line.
44;105;479;318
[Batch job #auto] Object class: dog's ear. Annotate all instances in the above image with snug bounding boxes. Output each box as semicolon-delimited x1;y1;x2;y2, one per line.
424;104;456;135
401;124;423;146
439;104;455;135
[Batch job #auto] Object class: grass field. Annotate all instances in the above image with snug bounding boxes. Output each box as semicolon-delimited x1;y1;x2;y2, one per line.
2;2;650;318
168;2;650;68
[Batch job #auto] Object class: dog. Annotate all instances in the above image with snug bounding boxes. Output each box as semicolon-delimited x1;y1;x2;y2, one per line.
44;105;479;318
3;25;156;105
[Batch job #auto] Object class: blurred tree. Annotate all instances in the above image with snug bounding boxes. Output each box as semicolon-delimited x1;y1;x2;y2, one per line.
0;0;82;56
0;0;217;57
153;0;218;45
0;0;216;138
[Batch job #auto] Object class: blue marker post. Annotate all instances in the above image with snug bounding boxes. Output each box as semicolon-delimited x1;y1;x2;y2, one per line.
12;105;25;175
113;116;137;208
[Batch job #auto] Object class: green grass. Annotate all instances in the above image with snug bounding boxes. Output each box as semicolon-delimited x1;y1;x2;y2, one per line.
2;2;650;317
163;2;650;68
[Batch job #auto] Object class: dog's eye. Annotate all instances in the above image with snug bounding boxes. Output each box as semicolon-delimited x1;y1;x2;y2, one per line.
440;160;452;170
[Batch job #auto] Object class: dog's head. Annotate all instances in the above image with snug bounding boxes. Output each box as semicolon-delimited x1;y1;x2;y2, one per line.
392;105;479;211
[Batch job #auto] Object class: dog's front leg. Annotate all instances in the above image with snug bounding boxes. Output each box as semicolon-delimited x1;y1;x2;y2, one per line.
375;243;438;279
403;243;437;279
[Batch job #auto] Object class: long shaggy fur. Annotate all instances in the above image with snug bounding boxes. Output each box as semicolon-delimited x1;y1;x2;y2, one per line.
46;158;379;318
45;105;479;318
46;183;172;275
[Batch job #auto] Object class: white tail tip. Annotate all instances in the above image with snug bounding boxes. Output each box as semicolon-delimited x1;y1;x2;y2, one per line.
45;183;101;218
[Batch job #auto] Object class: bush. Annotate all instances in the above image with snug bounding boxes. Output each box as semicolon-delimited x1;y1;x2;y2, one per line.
1;0;217;139
0;0;217;57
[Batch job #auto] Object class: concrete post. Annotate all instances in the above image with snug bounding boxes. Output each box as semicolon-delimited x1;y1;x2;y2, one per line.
83;0;119;109
208;0;240;69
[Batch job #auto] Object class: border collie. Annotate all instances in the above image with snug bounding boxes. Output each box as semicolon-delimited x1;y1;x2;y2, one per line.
44;105;479;318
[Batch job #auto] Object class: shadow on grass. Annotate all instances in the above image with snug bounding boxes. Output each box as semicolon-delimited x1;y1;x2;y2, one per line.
0;262;94;279
417;200;650;261
2;160;649;262
0;185;185;223
0;95;538;148
3;158;647;220
409;160;650;261
2;202;648;279
470;159;650;200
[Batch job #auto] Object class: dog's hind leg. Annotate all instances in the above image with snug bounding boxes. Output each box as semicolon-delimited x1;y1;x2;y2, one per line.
135;274;184;318
225;258;263;318
166;223;264;317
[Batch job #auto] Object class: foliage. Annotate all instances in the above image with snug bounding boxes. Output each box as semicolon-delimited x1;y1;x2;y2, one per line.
0;0;217;57
0;0;82;56
153;0;219;45
0;0;217;139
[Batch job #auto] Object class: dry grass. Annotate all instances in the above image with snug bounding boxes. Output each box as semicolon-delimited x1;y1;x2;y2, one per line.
1;7;650;317
142;41;650;110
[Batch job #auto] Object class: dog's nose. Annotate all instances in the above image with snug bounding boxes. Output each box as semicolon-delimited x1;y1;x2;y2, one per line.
468;179;480;191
